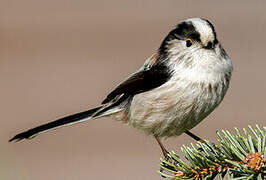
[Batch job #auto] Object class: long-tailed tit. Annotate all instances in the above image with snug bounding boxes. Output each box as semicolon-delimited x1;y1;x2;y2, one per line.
9;18;233;157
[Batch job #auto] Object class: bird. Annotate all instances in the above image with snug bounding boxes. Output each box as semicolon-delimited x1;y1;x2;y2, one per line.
9;18;233;158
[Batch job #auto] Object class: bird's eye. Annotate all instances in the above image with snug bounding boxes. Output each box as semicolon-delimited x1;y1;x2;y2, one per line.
185;38;193;47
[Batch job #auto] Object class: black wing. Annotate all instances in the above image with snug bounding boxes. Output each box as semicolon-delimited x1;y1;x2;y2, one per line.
102;62;172;104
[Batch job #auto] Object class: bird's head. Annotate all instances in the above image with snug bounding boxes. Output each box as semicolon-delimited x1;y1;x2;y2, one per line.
159;18;228;64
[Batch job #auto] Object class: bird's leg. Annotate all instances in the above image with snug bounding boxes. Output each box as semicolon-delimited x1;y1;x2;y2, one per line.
185;131;205;143
185;130;214;153
155;136;175;177
154;135;169;158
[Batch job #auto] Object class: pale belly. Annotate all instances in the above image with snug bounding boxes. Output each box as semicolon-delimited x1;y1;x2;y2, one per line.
127;79;227;138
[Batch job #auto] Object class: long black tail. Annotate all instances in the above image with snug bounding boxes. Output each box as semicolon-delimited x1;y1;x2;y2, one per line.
9;107;102;142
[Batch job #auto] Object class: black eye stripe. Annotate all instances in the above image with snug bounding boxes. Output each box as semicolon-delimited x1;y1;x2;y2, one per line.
159;21;200;54
173;22;201;42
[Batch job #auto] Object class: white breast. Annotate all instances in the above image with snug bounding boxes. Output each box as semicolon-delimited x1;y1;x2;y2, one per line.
128;48;232;138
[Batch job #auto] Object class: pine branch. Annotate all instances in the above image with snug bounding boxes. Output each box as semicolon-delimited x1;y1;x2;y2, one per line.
159;125;266;180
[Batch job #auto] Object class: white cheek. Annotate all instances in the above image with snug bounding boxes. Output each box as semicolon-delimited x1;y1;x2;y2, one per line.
166;40;185;56
167;40;200;61
170;48;231;85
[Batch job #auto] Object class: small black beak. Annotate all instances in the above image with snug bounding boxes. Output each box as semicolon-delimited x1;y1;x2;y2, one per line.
204;41;214;49
204;39;218;50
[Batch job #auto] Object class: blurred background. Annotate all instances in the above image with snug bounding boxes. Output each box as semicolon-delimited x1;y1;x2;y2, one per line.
1;0;265;179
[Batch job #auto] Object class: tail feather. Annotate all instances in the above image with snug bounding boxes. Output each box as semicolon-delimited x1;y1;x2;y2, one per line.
9;106;102;142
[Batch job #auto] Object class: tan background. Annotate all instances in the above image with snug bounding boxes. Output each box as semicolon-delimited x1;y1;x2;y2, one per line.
1;0;265;179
